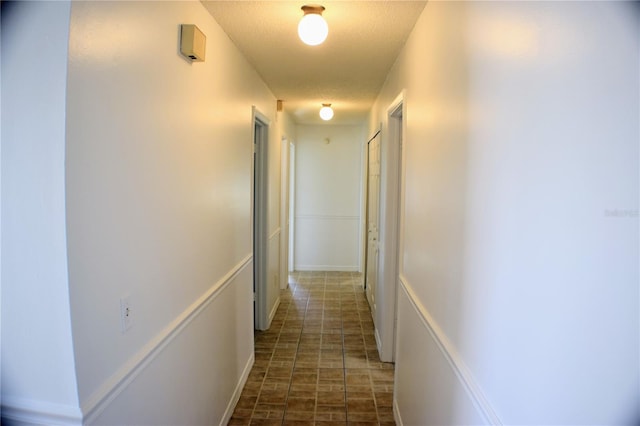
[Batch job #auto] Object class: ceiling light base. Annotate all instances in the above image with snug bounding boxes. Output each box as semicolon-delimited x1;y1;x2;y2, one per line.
301;5;325;15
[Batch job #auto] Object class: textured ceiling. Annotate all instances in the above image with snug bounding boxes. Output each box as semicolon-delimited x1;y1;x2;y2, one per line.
201;1;427;125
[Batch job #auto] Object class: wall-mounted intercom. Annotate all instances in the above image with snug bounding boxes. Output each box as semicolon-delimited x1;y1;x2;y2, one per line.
180;24;206;62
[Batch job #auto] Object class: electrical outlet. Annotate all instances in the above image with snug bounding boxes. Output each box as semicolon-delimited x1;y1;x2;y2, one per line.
120;296;133;333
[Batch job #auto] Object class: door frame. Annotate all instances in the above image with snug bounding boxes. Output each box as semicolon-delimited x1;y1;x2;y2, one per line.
280;136;290;289
252;106;270;330
386;92;405;361
364;128;381;300
361;125;380;276
288;141;296;273
376;91;406;362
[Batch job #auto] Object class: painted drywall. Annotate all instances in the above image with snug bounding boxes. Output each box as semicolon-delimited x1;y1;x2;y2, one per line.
370;1;639;424
62;0;290;423
294;125;364;271
1;1;82;423
88;264;253;425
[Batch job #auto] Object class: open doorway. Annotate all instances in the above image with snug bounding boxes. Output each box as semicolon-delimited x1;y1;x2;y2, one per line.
385;95;404;362
279;137;293;290
252;107;269;330
365;129;382;319
364;93;405;363
288;142;295;273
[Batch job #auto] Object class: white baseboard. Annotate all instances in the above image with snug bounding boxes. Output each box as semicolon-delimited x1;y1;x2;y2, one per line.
393;396;403;426
1;397;83;426
398;275;502;425
374;326;383;354
268;296;281;327
220;352;254;426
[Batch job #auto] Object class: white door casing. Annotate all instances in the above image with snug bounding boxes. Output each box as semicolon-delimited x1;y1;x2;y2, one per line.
288;142;295;272
366;92;405;363
252;107;269;330
365;131;381;318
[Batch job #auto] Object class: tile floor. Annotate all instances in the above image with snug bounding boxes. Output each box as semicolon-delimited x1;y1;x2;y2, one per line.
228;271;396;426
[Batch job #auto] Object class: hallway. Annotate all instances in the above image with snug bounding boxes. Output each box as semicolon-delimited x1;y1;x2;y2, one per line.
229;271;395;425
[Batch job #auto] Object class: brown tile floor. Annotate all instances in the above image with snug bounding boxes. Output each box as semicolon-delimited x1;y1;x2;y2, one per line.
228;271;396;426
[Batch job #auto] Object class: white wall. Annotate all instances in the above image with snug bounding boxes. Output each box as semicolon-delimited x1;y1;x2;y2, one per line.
64;1;290;422
1;1;82;423
371;1;639;425
294;125;364;271
2;0;293;424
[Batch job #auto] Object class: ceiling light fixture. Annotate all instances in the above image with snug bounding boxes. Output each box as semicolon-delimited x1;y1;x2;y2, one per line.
298;5;328;46
319;103;334;121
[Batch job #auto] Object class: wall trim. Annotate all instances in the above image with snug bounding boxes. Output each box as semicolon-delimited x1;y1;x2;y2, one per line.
374;327;383;355
398;275;502;425
295;214;359;221
295;265;359;272
393;396;403;426
82;254;254;423
268;296;281;324
1;396;83;425
268;227;281;241
220;352;254;426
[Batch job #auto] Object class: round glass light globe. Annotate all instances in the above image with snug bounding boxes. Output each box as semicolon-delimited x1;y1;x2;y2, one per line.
319;106;334;120
298;14;328;46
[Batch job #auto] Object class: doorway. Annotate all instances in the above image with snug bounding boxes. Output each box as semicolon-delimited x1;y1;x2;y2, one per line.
365;129;381;319
363;93;405;363
382;94;404;362
252;107;269;330
288;142;296;273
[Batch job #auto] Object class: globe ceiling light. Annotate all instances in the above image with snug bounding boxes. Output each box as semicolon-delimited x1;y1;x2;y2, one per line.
319;103;334;121
298;5;328;46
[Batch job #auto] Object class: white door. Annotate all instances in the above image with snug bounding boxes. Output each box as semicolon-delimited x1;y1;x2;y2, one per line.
365;133;381;315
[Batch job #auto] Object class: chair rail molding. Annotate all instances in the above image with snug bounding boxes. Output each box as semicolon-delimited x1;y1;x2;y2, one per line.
399;274;502;425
